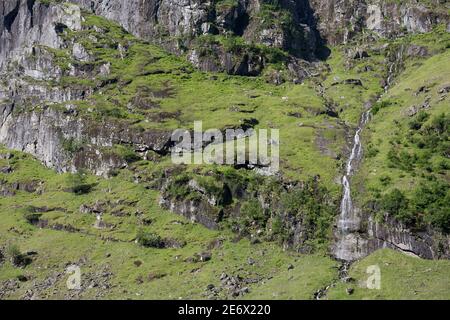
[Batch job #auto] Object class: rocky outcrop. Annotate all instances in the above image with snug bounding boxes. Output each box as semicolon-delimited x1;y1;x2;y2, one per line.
331;209;450;261
365;215;450;260
0;1;82;69
0;1;175;176
310;0;449;45
0;103;172;176
68;0;449;65
3;0;447;79
158;171;336;252
159;197;222;230
0;1;92;106
67;0;327;76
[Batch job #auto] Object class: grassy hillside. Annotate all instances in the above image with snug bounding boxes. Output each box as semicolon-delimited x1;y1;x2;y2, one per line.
0;147;339;299
36;8;356;186
2;149;450;299
327;249;450;300
1;2;449;300
353;31;450;233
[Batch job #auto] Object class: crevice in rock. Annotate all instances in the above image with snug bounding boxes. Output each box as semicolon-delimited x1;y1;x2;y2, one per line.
373;236;421;258
3;1;20;33
234;11;249;37
0;103;14;128
27;0;35;28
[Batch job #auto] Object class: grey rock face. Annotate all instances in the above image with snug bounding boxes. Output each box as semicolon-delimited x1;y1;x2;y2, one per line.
366;215;450;260
310;0;449;45
0;1;89;104
69;0;325;74
159;196;221;230
0;102;173;176
330;211;450;261
0;1;174;176
64;0;448;76
0;1;82;69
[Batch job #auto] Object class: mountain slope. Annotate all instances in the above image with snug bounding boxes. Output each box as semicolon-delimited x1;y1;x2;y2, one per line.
0;0;449;300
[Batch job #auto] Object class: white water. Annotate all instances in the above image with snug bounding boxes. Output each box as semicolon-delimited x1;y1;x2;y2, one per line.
335;111;371;260
334;46;403;261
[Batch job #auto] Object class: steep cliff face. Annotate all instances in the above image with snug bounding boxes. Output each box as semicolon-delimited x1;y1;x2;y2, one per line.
366;215;450;260
0;1;88;105
67;0;327;75
332;213;450;260
0;0;82;69
4;1;446;77
310;0;449;45
0;103;173;176
71;1;322;54
0;1;175;175
68;0;449;69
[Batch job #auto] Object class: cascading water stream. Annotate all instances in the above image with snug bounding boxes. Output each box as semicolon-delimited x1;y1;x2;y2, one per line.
334;45;405;261
335;111;371;261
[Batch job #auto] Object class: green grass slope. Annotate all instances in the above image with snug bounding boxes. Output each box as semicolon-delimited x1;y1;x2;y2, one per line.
0;148;338;299
327;249;450;300
353;35;450;233
1;149;450;300
1;2;449;300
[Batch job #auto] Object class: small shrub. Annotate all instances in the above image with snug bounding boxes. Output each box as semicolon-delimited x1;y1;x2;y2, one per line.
408;111;429;130
372;100;392;115
6;244;31;268
366;144;379;158
381;188;411;222
62;137;85;154
413;181;450;233
136;230;164;248
241;199;265;224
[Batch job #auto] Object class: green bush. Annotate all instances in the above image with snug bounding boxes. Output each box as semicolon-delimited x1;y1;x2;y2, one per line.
381;188;412;222
62;137;85;154
413;181;450;233
379;175;392;186
136;230;164;248
241;199;265;224
376;180;450;233
271;216;283;235
366;144;379;158
408;111;429;130
372;100;392;115
280;178;336;247
114;145;140;163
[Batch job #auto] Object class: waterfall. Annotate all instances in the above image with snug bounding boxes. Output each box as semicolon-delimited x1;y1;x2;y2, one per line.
334;44;403;261
335;111;371;261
